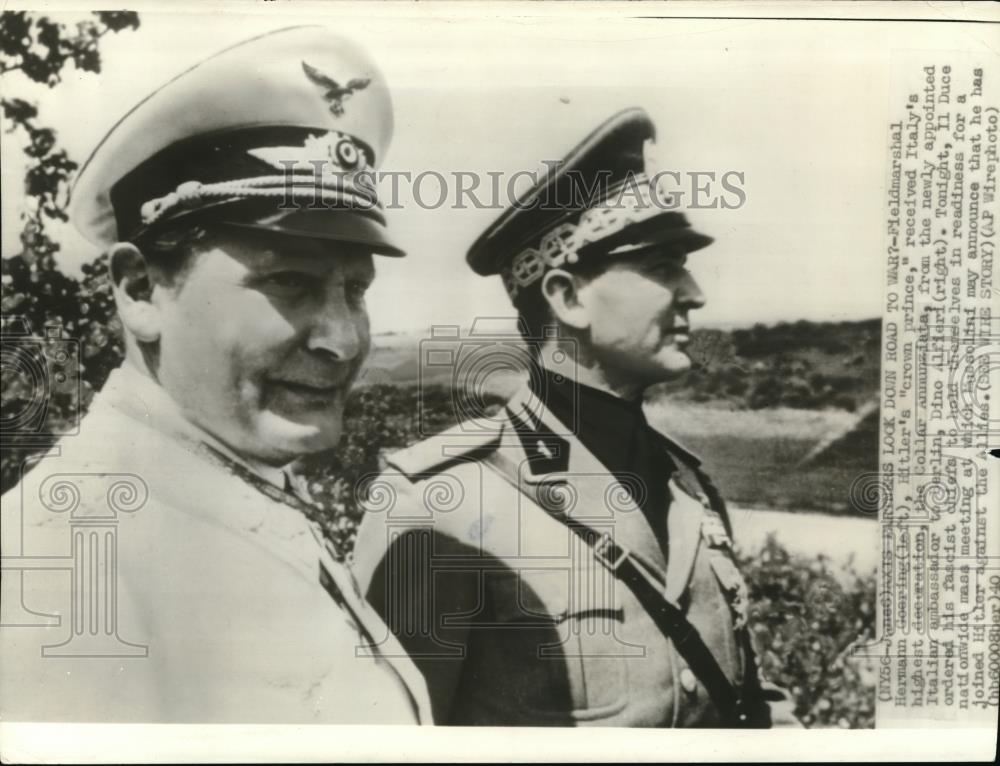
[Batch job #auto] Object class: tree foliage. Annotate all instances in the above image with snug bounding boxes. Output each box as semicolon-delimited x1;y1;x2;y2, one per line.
658;320;881;412
0;13;876;728
1;11;139;489
740;536;876;728
2;11;141;266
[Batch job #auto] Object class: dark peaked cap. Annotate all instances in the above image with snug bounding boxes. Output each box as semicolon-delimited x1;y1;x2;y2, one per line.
467;107;713;299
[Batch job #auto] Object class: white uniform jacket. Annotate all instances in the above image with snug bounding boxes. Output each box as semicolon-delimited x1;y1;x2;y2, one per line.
0;366;430;724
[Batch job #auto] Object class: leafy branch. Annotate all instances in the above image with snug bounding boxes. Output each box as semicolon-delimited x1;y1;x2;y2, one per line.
1;11;141;265
1;11;140;481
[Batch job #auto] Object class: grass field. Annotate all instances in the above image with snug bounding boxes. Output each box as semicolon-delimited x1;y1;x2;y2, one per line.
645;401;876;515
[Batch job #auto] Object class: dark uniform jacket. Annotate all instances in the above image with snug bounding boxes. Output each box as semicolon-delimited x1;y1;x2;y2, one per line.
353;381;797;727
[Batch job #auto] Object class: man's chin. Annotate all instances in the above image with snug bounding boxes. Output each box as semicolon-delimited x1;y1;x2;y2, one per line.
253;414;344;461
649;350;693;382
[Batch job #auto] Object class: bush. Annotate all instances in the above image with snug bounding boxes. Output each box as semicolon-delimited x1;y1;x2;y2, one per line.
0;249;877;727
301;392;878;728
748;375;783;410
301;389;879;729
0;335;876;728
1;254;121;494
739;535;876;728
0;11;875;727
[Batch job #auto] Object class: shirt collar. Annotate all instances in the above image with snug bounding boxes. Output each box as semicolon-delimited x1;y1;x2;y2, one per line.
97;364;291;490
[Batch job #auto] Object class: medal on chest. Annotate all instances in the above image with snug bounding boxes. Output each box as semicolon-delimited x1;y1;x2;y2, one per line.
700;508;750;631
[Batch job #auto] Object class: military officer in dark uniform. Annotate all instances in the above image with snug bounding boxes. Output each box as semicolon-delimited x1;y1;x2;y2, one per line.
353;108;798;727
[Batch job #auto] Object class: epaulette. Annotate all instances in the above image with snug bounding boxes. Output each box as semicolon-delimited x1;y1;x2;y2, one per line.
386;419;503;481
652;429;733;536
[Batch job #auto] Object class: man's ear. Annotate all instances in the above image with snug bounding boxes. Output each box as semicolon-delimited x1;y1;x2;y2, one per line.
108;242;161;343
541;268;590;331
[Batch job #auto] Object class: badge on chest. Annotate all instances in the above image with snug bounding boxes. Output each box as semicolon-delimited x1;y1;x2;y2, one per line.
700;508;750;631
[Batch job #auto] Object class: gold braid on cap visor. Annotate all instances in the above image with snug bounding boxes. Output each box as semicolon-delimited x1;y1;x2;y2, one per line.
500;175;672;299
138;131;382;228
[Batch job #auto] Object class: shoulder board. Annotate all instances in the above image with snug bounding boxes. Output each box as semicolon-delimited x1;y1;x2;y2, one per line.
386;419;502;480
655;431;734;536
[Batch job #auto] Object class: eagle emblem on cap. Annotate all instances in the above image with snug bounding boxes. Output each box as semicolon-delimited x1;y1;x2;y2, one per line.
302;61;370;117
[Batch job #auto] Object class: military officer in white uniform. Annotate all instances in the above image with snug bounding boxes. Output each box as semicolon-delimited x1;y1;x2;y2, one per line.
0;27;429;724
353;108;798;727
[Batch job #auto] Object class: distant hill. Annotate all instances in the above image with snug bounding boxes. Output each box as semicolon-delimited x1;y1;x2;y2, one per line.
363;318;882;413
656;318;881;412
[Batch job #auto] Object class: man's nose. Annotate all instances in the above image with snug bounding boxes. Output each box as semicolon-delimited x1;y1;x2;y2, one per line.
306;293;367;361
678;271;707;310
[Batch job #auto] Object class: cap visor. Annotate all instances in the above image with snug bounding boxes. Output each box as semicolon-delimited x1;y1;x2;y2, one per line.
593;211;714;258
224;207;405;257
604;229;714;257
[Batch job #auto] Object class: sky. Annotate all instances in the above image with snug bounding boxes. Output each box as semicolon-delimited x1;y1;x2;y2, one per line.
2;4;993;333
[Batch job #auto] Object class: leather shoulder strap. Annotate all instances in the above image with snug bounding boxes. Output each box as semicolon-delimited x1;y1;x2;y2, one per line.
481;449;757;727
559;519;755;726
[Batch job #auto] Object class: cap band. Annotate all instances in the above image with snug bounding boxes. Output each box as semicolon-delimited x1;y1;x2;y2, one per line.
501;174;672;299
138;173;381;229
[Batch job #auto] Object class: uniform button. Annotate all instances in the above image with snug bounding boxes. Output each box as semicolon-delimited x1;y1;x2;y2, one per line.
679;668;697;693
